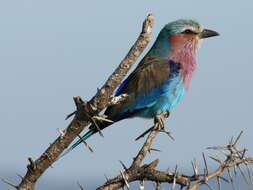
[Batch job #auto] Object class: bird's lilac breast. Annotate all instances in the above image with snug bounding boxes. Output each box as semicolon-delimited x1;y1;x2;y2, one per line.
169;34;197;89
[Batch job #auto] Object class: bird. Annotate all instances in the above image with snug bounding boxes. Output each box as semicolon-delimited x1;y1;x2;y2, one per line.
63;19;219;156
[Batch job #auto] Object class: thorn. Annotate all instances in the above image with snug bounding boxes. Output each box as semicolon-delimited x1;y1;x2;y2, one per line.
208;155;223;164
233;165;237;176
93;115;114;123
77;181;84;190
172;165;178;189
28;157;36;171
217;177;222;190
218;150;230;157
157;129;175;141
245;164;253;188
202;153;209;177
233;130;243;146
238;164;251;187
241;149;247;158
166;167;171;175
207;146;227;150
205;182;215;190
229;136;234;145
191;160;196;176
65;110;76;120
234;147;246;159
227;168;236;190
90;117;104;137
139;180;145;190
120;170;130;190
57;128;66;138
191;159;198;176
148;148;161;153
0;178;18;189
87;100;97;112
104;174;109;182
119;160;128;171
77;135;94;153
155;182;163;190
219;176;229;183
135;126;154;141
147;159;159;169
16;173;23;180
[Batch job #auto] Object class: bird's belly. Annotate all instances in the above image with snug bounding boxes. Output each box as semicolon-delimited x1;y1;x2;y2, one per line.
137;75;185;117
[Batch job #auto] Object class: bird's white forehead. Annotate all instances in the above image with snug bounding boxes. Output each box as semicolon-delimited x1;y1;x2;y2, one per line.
166;19;204;34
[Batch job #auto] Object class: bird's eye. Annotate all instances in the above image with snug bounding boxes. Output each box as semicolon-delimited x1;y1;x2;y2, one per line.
183;29;193;34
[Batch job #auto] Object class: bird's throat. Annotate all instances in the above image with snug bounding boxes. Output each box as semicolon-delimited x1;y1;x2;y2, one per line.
169;34;198;89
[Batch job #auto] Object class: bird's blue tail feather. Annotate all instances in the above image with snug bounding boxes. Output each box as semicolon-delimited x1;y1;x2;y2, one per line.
60;118;115;158
60;129;96;158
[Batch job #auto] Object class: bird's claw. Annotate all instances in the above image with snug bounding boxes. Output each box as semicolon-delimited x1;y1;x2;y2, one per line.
154;111;174;140
154;113;167;130
135;111;173;141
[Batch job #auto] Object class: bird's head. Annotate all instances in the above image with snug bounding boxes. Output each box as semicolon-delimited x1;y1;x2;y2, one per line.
151;19;219;59
162;19;219;53
164;19;219;45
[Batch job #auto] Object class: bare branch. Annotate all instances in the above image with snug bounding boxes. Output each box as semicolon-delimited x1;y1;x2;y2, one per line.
16;14;155;190
131;127;159;169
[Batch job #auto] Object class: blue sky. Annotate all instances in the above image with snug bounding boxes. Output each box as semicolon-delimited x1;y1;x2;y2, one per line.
0;0;253;189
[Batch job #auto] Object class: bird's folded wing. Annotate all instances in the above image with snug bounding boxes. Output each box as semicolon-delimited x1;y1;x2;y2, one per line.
105;56;170;119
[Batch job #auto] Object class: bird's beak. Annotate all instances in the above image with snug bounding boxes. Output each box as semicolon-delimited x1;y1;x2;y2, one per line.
199;29;219;39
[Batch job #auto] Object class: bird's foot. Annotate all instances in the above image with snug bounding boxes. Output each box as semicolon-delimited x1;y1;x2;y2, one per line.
154;111;170;130
135;111;174;141
154;111;174;141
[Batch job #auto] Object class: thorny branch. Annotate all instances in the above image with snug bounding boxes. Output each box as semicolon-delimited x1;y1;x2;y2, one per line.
11;14;154;190
96;131;253;190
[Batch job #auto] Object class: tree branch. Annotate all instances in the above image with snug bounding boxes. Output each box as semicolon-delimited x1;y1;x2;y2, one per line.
16;14;154;190
97;131;253;190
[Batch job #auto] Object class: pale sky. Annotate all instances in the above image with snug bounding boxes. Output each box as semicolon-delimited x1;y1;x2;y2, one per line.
0;0;253;189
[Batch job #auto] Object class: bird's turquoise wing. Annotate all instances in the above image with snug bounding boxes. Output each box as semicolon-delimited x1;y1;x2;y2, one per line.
105;56;176;120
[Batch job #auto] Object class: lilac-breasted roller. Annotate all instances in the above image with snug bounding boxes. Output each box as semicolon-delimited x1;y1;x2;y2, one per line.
64;19;219;155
